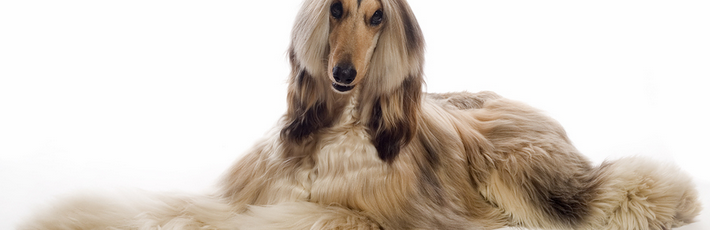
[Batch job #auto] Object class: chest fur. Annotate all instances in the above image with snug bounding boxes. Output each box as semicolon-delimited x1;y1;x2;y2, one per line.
305;120;386;203
296;94;411;211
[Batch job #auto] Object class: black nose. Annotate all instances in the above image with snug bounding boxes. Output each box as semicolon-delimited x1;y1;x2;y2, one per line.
332;64;357;85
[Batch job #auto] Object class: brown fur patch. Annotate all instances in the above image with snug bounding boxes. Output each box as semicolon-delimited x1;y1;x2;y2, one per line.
367;75;421;162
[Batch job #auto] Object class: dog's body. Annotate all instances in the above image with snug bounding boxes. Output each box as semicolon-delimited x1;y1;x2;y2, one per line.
21;0;701;229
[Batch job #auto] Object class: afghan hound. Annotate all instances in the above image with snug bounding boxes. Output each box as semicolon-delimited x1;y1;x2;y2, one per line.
21;0;701;229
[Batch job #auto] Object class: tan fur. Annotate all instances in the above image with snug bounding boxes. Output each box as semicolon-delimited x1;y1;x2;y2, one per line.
20;0;701;229
327;0;383;87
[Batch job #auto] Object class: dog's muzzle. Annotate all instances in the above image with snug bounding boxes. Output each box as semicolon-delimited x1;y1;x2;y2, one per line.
332;64;356;93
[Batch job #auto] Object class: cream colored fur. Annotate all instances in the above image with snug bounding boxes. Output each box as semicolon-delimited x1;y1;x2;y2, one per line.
20;0;701;229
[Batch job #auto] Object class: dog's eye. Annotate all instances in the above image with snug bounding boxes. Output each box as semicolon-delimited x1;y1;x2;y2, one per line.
331;2;343;19
370;10;383;26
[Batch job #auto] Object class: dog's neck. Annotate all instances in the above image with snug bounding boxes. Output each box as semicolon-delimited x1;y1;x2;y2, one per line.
334;88;363;127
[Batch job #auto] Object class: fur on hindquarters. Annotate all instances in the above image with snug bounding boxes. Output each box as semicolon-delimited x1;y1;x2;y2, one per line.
459;94;701;229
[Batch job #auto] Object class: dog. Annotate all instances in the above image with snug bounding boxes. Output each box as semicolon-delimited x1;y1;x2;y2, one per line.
21;0;701;229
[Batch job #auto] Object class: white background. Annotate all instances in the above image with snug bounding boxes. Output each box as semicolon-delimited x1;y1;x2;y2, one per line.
1;0;708;229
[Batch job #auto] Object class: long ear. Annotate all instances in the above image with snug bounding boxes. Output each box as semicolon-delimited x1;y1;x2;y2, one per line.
280;75;328;144
280;49;331;144
365;0;425;162
281;0;332;144
291;0;330;77
368;76;422;163
365;0;425;95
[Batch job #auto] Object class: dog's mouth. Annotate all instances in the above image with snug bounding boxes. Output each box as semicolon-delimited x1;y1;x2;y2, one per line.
332;82;354;93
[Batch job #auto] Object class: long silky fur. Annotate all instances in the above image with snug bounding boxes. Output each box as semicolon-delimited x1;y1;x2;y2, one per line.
20;0;701;229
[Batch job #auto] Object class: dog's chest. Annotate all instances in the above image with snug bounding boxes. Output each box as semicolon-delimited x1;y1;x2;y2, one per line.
303;97;390;208
314;124;382;174
306;124;388;207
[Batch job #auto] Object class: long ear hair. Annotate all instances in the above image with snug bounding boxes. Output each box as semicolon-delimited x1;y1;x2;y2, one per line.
290;0;330;78
280;0;333;145
365;0;426;162
280;61;332;145
367;76;422;163
365;0;425;94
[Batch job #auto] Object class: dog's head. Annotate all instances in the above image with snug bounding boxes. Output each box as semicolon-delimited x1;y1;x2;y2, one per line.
284;0;424;162
290;0;424;95
326;0;384;93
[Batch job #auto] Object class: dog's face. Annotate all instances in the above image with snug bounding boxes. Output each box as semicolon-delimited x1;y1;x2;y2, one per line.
327;0;384;93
